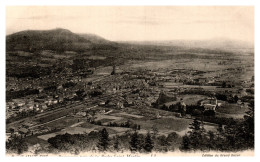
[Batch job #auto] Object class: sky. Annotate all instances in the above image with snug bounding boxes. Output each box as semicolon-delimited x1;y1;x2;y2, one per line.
6;6;254;42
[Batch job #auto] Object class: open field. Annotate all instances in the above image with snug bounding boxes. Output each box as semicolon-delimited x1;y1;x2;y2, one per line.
125;56;238;71
179;95;207;105
133;116;192;133
215;101;248;119
217;102;248;114
112;112;144;119
43;117;85;129
95;114;122;121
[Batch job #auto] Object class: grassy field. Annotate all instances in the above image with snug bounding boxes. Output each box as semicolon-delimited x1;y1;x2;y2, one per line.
125;56;237;72
216;102;248;114
133;116;192;133
95;114;122;121
112;112;144;119
79;122;97;128
25;136;50;146
180;94;207;105
214;101;248;119
43;117;84;129
38;123;131;140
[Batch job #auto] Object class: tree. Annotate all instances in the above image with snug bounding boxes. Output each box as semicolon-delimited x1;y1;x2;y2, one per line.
205;131;215;150
189;118;201;131
217;123;223;134
151;125;158;138
6;136;28;154
234;95;239;103
97;128;110;151
129;131;142;152
187;118;206;150
113;135;120;152
240;100;254;148
143;132;154;152
157;135;170;152
180;134;191;151
222;81;226;88
222;100;254;150
76;89;85;100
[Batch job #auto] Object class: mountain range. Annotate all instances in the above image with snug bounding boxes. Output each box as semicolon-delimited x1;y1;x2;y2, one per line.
6;28;253;53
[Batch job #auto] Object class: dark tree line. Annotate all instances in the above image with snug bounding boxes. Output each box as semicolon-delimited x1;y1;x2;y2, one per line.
180;101;254;151
97;128;110;151
6;88;39;101
43;128;179;153
6;135;28;154
106;120;141;130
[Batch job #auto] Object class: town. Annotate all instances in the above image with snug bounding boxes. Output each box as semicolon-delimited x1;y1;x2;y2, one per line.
6;37;254;154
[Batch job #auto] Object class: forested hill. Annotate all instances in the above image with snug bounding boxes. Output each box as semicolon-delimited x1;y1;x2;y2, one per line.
6;28;118;52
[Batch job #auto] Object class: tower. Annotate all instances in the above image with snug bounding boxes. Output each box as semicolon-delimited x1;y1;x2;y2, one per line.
111;65;116;75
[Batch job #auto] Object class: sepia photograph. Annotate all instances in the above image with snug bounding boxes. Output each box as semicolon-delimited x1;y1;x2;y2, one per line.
5;6;254;156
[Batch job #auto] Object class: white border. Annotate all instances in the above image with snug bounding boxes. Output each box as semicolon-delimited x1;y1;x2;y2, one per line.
1;1;259;162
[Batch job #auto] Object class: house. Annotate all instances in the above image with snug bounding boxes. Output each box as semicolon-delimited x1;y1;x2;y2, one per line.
204;104;217;111
52;99;58;104
99;101;106;106
22;122;33;128
99;110;106;113
28;143;41;153
185;114;192;119
201;97;217;105
237;100;243;105
175;113;182;118
18;128;29;136
7;101;15;107
34;103;39;108
75;111;87;117
58;96;64;103
39;104;48;110
57;85;63;90
34;107;40;111
117;102;124;109
34;98;45;103
7;102;16;109
7;126;17;133
6;104;10;111
13;99;26;107
19;106;27;112
201;97;218;111
104;110;113;115
164;101;179;108
37;87;44;93
27;103;34;110
124;99;134;106
180;100;186;111
6;132;12;141
156;112;161;118
106;101;116;107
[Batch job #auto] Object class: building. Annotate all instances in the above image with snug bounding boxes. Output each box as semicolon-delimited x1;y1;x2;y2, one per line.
18;128;29;137
201;97;218;111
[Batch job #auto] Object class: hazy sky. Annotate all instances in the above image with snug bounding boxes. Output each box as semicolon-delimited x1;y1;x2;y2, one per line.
6;6;254;42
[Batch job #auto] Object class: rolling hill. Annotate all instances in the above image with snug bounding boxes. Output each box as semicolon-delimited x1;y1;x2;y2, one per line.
6;28;117;52
122;38;254;53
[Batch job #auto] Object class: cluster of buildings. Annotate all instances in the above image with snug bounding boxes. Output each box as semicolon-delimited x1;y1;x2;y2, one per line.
6;62;254;141
6;94;64;119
